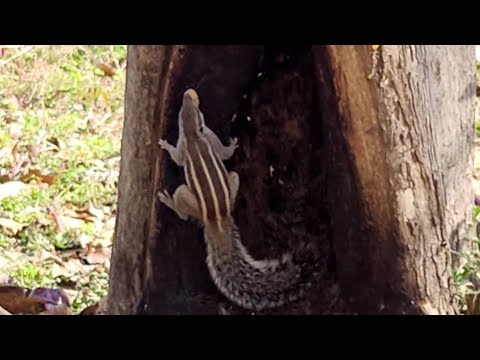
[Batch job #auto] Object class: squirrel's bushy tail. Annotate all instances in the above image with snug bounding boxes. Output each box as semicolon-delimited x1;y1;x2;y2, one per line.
205;221;320;311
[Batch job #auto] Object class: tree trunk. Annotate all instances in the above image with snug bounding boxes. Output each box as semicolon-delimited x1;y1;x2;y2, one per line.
314;45;475;314
107;45;475;315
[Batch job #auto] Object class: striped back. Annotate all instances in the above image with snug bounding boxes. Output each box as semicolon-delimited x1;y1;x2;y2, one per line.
184;135;232;232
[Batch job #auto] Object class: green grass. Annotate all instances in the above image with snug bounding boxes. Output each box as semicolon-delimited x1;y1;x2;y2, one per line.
453;55;480;314
0;45;125;313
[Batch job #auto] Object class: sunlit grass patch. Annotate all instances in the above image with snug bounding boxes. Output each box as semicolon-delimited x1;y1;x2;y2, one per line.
0;45;125;313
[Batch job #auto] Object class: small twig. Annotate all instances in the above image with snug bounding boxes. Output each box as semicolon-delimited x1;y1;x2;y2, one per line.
0;45;35;66
26;80;39;105
90;113;112;130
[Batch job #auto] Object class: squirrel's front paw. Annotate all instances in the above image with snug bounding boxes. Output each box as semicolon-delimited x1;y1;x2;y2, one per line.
229;137;239;149
158;189;173;204
158;138;170;150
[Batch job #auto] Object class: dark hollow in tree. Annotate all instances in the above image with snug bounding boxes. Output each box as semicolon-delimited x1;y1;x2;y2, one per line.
107;45;475;315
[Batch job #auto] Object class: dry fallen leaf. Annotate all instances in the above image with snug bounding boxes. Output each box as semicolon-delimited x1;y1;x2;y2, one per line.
29;144;40;162
79;295;108;315
97;63;115;76
49;207;64;233
11;140;20;164
78;204;105;221
56;277;77;290
50;258;86;278
56;215;85;230
51;206;102;233
39;303;72;315
21;169;57;185
79;302;100;315
11;159;29;178
0;285;47;314
0;217;26;235
0;285;74;315
0;181;28;200
28;287;70;307
78;244;112;265
0;305;11;315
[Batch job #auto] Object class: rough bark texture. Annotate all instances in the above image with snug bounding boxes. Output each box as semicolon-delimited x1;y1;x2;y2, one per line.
108;45;474;315
313;45;475;314
107;46;176;314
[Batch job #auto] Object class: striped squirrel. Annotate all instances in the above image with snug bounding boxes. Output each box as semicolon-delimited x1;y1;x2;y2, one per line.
158;88;319;311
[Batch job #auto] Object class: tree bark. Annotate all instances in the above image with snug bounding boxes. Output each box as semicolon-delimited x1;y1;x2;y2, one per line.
107;45;475;315
313;45;475;314
107;46;175;314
